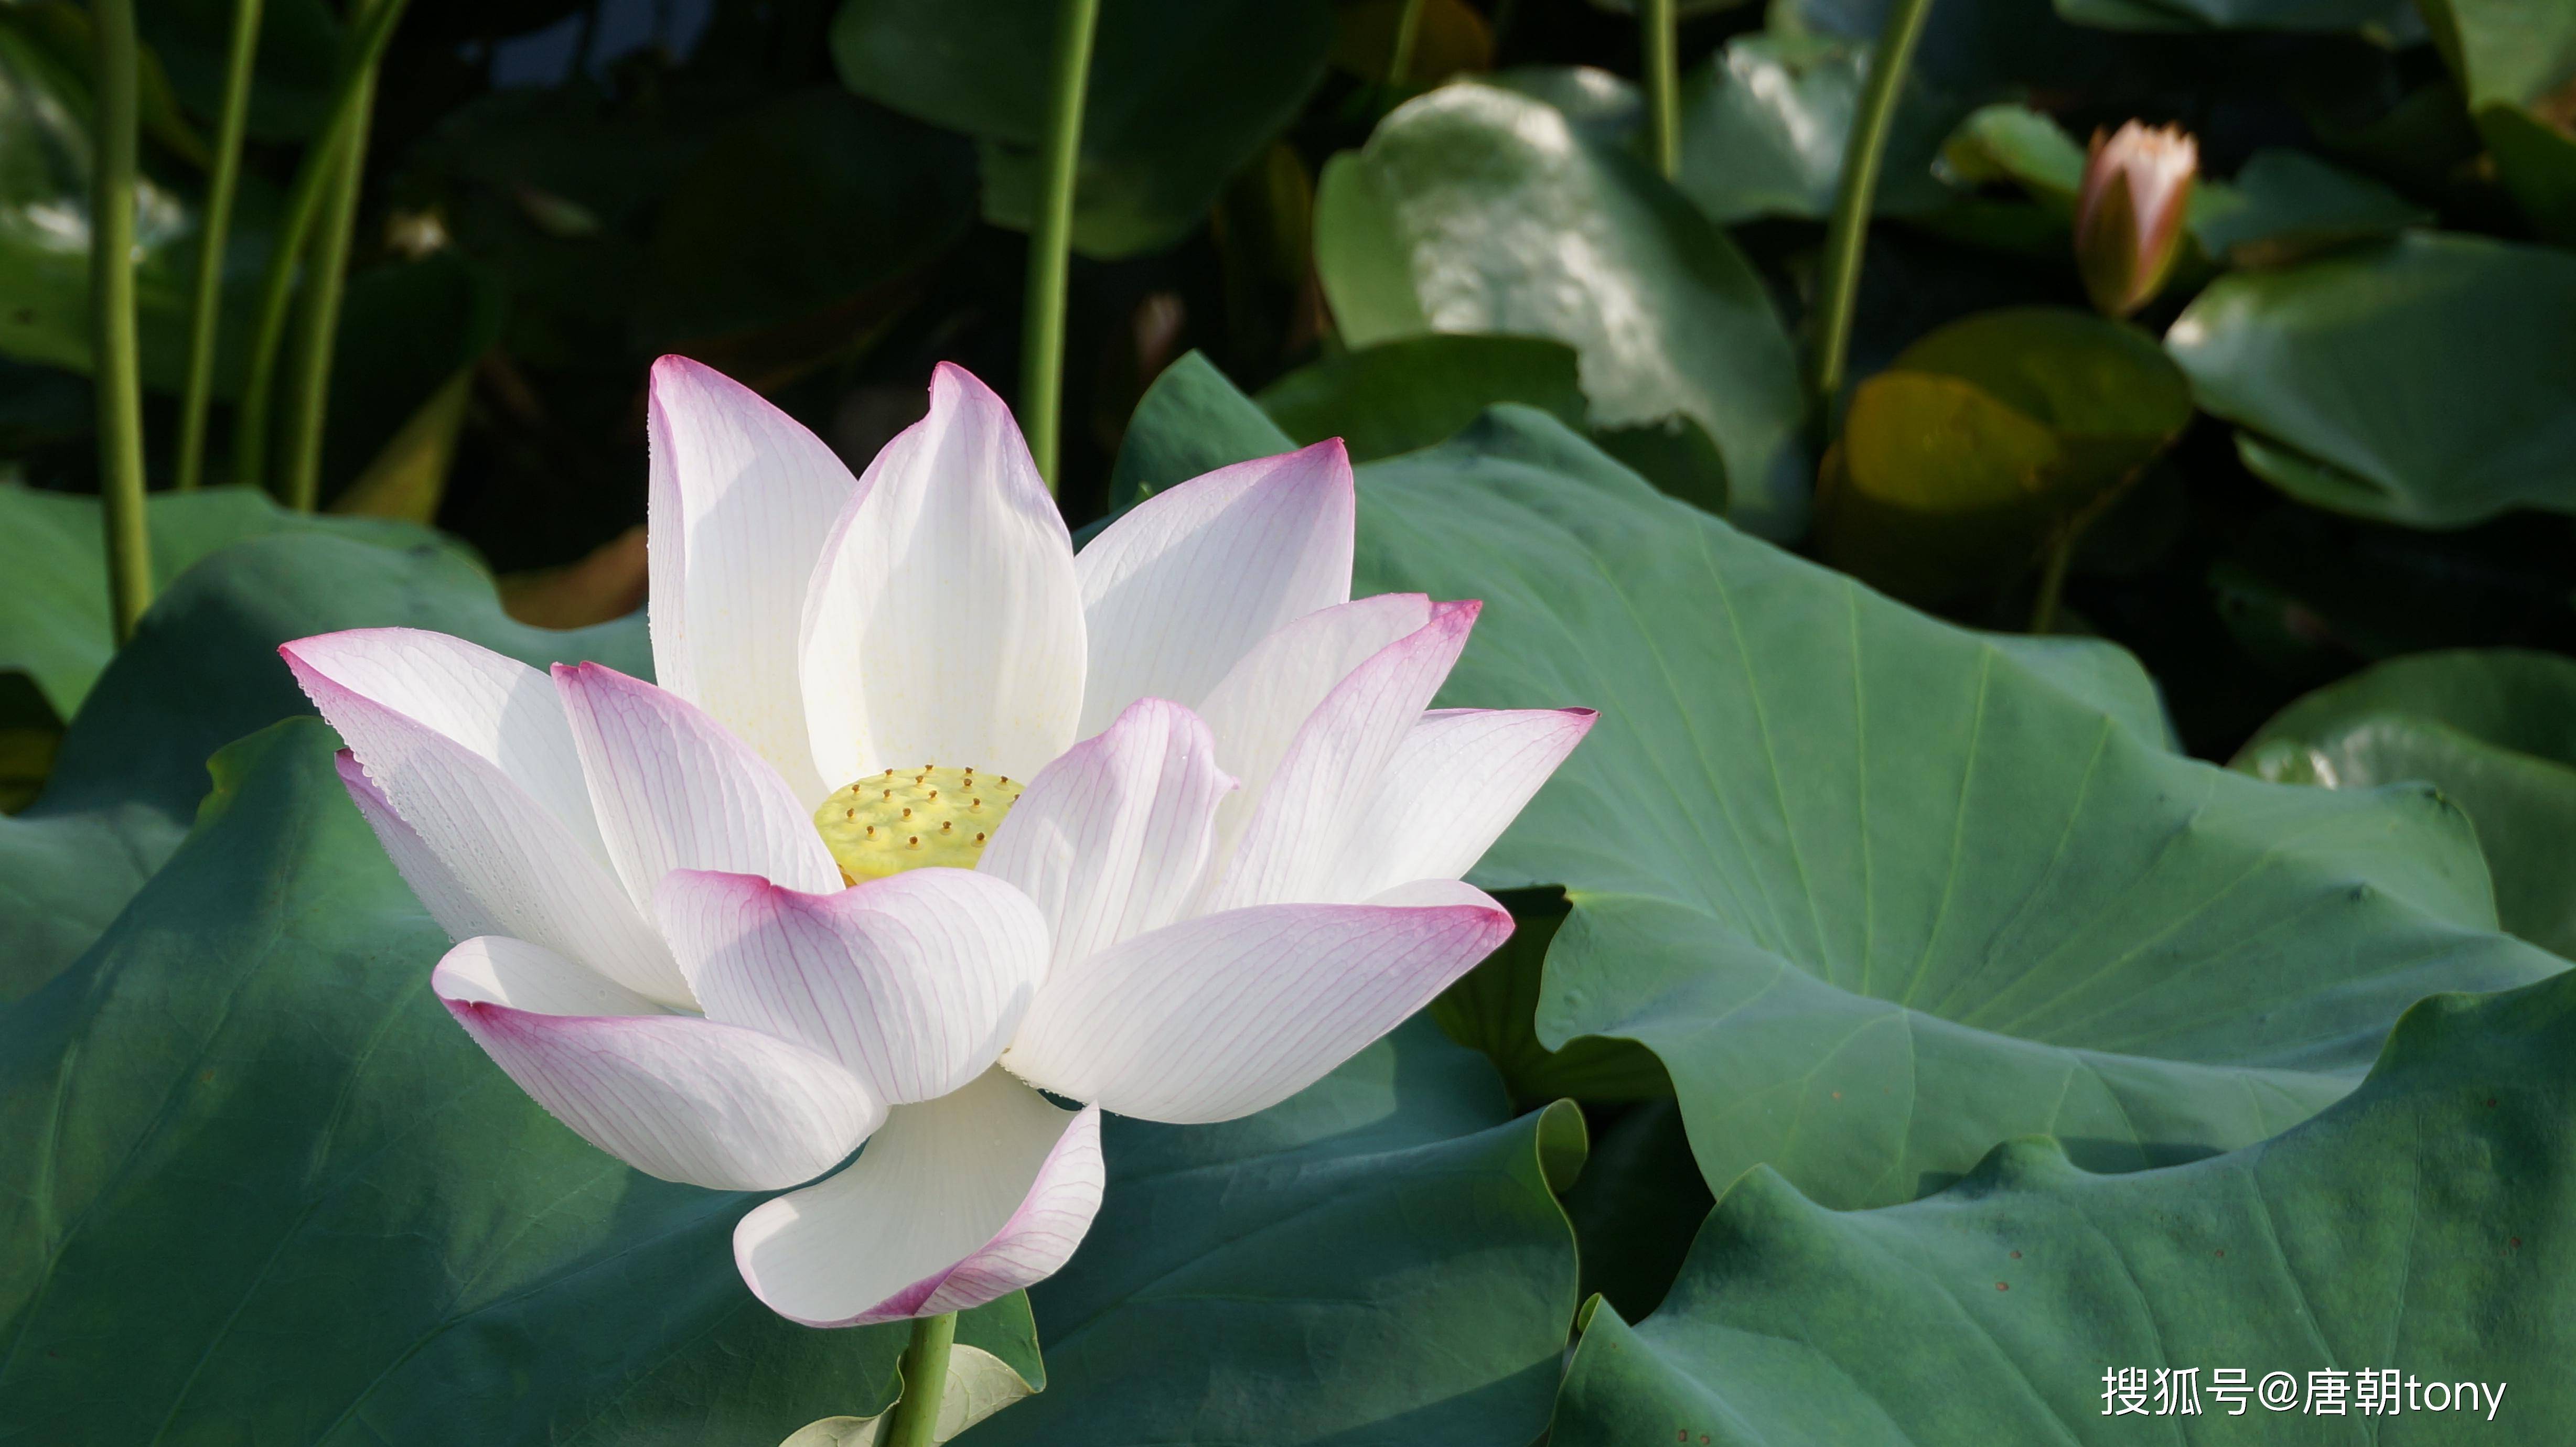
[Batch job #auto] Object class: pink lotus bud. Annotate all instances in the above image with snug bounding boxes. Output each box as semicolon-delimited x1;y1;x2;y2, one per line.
2074;121;2198;317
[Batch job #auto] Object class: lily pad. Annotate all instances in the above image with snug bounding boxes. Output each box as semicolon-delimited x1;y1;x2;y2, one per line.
1818;307;2191;601
1108;351;1297;512
976;1022;1584;1446
2238;649;2576;960
2166;232;2576;528
830;0;1332;259
1547;967;2576;1443
1350;405;2562;1212
2188;147;2431;266
1314;81;1806;537
0;718;1045;1442
2418;0;2576;241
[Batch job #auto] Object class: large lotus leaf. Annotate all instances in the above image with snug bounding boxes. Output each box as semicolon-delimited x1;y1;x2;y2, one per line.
2418;0;2576;241
1672;31;1957;226
0;719;1042;1441
974;1021;1584;1446
829;0;1330;260
2166;233;2576;528
1548;967;2576;1443
0;485;450;721
1107;351;1297;512
1349;406;2562;1212
2238;649;2576;961
0;526;644;1001
1314;81;1806;538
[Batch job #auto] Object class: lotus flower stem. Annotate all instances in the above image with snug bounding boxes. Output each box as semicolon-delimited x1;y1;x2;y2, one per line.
174;0;264;492
1808;0;1936;438
1640;0;1680;179
1017;0;1100;494
279;0;383;513
90;0;152;641
883;1310;958;1447
1387;0;1427;87
232;0;410;502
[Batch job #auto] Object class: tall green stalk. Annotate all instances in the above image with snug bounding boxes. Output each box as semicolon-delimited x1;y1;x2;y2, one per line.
1017;0;1100;495
278;0;378;513
1807;0;1936;438
1640;0;1680;179
1387;0;1427;87
173;0;263;492
231;0;409;499
880;1311;958;1447
90;0;152;641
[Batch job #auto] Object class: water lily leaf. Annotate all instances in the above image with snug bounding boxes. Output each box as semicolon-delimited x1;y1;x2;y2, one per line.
2418;0;2576;241
1673;31;1958;225
1350;406;2562;1213
1548;967;2576;1443
0;525;638;1001
971;1020;1583;1447
1819;308;2188;600
830;0;1332;259
0;718;1041;1441
2188;147;2430;265
2166;232;2576;527
2239;649;2576;960
1314;80;1806;537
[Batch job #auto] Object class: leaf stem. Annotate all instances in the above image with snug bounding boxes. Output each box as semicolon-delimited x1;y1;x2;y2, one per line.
280;0;381;513
90;0;152;641
1640;0;1680;179
882;1311;958;1447
1387;0;1426;87
174;0;263;492
1019;0;1100;496
1807;0;1936;439
231;0;410;500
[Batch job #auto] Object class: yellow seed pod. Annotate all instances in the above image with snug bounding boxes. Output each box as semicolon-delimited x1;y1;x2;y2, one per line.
813;764;1025;884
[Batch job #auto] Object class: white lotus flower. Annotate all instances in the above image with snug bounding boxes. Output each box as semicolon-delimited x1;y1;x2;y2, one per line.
282;359;1592;1327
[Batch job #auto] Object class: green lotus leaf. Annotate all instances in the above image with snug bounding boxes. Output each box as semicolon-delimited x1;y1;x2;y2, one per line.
1548;967;2576;1442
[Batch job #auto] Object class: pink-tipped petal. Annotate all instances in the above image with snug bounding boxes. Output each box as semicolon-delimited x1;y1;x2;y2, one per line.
657;868;1050;1106
335;749;502;942
1200;600;1482;912
1072;440;1355;736
435;936;881;1190
1191;592;1434;861
284;631;687;1004
798;363;1085;786
553;662;842;913
734;1068;1103;1327
1317;707;1597;902
1004;880;1514;1122
980;697;1237;973
648;356;861;803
